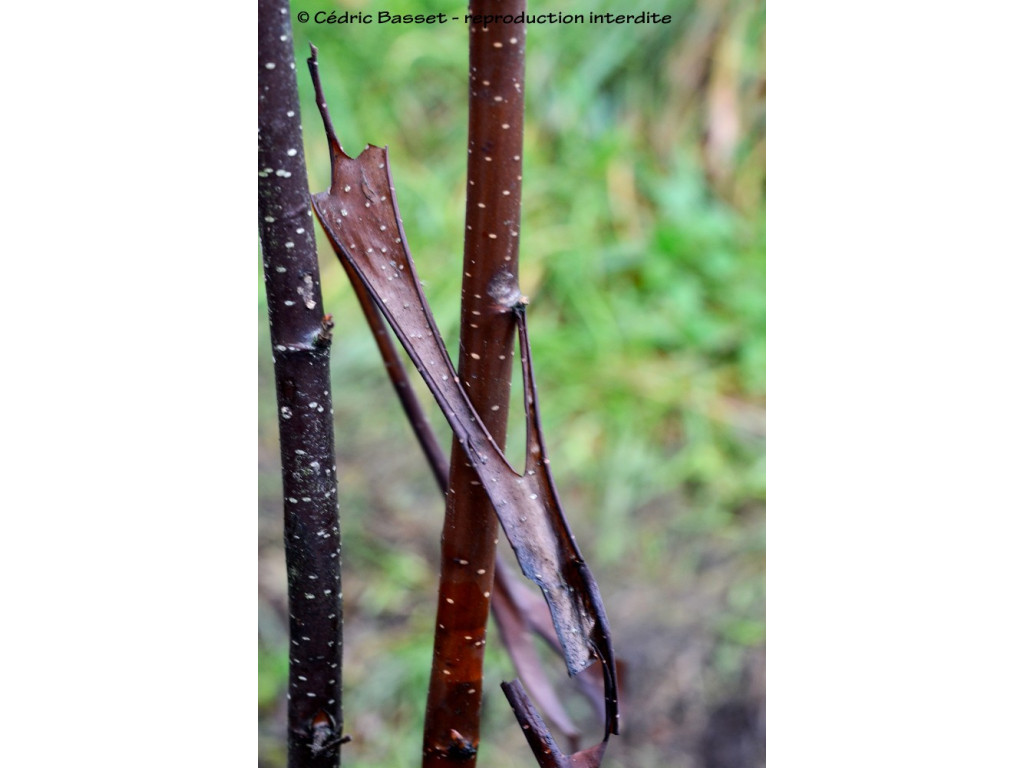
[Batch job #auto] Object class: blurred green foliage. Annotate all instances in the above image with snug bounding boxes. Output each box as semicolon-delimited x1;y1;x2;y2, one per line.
260;1;764;766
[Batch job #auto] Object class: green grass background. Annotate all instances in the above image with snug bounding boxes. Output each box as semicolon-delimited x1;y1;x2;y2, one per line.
259;1;765;765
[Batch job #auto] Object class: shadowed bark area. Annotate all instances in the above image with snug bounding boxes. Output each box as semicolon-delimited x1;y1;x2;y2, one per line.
502;681;610;768
259;3;343;766
421;2;527;764
492;557;628;752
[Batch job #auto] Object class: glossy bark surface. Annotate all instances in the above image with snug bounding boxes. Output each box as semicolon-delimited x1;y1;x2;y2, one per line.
421;2;528;763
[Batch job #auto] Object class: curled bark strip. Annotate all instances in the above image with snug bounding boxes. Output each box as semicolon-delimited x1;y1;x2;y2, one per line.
502;680;610;768
309;48;449;495
492;557;582;752
494;556;627;743
307;48;618;739
327;266;610;747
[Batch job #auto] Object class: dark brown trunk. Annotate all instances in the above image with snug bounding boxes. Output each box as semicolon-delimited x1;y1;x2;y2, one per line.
258;3;343;766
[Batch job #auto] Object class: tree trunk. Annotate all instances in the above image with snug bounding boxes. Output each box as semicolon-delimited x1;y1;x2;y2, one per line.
422;2;527;764
258;2;343;765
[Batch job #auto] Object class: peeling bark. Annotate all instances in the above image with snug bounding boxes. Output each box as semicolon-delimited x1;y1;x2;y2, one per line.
307;36;618;765
502;680;610;768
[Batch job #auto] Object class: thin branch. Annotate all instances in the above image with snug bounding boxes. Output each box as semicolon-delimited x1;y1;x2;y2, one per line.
259;4;343;767
501;681;609;768
308;48;449;492
492;557;583;752
494;557;625;734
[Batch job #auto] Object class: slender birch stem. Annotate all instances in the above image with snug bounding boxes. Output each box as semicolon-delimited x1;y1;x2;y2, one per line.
422;2;527;764
259;3;343;766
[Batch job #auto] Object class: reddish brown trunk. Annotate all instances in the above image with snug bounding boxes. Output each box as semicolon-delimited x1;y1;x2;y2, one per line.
421;2;527;764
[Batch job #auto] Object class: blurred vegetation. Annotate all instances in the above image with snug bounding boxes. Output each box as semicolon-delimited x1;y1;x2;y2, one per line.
259;0;765;766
